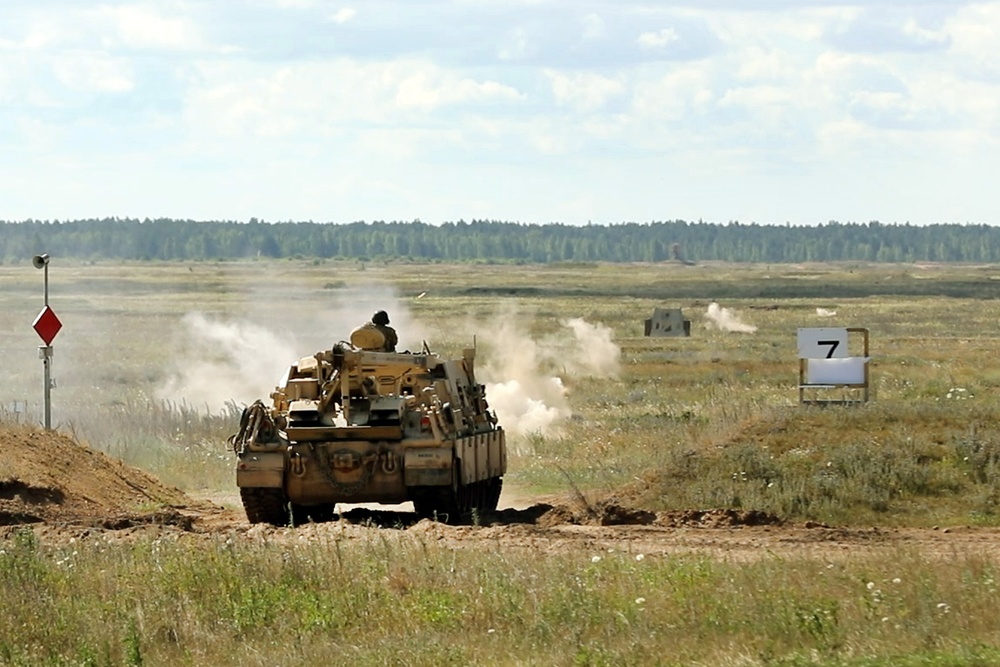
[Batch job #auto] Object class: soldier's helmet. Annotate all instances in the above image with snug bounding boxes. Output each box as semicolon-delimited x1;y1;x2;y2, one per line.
372;310;390;326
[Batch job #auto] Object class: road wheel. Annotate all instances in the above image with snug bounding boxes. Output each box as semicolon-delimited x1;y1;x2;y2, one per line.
240;487;288;526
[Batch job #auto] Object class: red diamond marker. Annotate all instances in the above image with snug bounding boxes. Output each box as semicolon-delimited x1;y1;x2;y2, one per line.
33;306;62;346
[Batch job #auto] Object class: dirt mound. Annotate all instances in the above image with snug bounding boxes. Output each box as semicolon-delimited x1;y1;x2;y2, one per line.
658;508;783;528
0;422;195;526
530;501;781;529
535;500;658;527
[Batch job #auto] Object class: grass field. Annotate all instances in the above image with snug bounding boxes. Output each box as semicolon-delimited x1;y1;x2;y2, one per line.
4;259;1000;665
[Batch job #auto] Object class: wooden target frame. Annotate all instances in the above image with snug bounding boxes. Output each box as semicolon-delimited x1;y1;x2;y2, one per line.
797;327;870;406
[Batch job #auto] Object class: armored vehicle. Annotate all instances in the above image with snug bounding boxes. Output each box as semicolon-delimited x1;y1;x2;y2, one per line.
230;336;506;525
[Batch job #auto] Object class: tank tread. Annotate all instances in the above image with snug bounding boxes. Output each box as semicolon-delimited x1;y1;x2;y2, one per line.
240;487;289;526
290;503;336;526
412;476;503;524
485;476;503;511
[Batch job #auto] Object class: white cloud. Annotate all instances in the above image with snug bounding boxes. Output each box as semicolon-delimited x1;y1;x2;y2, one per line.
529;130;567;156
13;117;63;152
581;13;606;40
394;67;522;110
901;18;948;48
915;74;999;128
96;5;203;50
183;58;523;145
708;8;845;45
632;64;714;121
736;47;798;82
637;27;679;50
51;53;134;92
330;7;357;24
719;84;795;109
546;70;624;111
0;24;63;51
1;1;998;225
946;3;1000;74
497;27;533;62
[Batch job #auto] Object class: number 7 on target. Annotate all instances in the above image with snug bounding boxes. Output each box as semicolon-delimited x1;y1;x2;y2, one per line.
797;328;848;359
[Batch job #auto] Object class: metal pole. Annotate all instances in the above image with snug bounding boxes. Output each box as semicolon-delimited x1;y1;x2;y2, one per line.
41;346;52;429
33;253;53;429
44;261;50;428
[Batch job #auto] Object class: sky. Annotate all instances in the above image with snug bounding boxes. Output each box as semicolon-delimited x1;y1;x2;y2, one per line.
1;1;998;226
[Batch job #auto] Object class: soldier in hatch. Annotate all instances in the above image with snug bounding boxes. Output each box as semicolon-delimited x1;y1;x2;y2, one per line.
350;310;398;352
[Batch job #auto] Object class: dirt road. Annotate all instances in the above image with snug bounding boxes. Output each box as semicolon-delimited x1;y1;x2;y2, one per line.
4;423;1000;560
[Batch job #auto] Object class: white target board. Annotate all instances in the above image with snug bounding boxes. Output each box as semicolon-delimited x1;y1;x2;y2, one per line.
806;358;868;384
797;327;849;359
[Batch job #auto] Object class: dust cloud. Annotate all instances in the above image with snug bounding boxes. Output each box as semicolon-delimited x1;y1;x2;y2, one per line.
704;302;757;334
155;313;297;411
156;290;621;443
478;315;620;442
157;286;424;413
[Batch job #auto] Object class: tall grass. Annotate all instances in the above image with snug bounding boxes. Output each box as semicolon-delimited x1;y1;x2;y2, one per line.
2;526;1000;666
77;397;242;493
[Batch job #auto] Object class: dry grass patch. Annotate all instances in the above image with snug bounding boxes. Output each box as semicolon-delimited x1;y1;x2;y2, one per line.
3;529;1000;666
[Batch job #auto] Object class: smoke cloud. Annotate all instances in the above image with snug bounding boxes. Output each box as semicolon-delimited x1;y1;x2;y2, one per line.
156;313;297;411
156;293;622;445
704;302;757;333
478;314;620;441
156;284;425;412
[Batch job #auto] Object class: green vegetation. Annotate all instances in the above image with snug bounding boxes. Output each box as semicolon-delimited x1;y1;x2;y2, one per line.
5;260;1000;664
4;260;1000;522
3;218;1000;263
3;527;1000;666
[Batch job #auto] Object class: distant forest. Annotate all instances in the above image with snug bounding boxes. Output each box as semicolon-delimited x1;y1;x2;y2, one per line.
1;218;998;264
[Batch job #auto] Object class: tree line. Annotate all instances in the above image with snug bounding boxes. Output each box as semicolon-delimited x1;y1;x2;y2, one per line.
1;217;998;264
